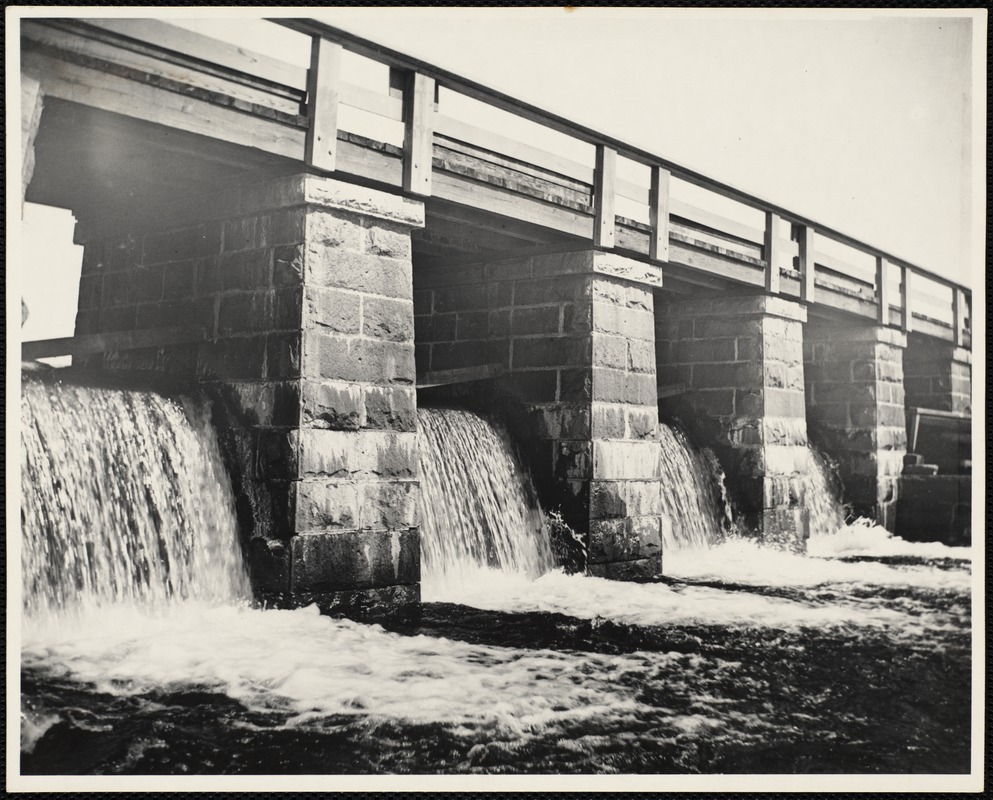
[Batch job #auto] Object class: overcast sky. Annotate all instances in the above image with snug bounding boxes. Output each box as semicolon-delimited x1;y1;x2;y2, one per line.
16;7;984;341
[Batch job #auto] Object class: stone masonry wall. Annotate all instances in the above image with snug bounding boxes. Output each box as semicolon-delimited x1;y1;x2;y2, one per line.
902;332;972;416
655;294;810;549
414;249;663;578
73;174;425;618
803;322;906;531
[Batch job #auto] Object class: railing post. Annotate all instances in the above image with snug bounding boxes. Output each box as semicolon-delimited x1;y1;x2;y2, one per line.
953;287;967;347
763;212;781;294
875;256;892;326
402;72;436;196
648;165;670;262
593;145;616;249
900;265;913;333
304;36;342;173
797;224;815;303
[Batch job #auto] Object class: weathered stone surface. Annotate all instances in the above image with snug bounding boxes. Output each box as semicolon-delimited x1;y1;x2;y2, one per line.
805;321;907;531
593;440;662;480
290;528;419;592
591;369;656;405
590;480;662;519
266;332;302;379
298;429;417;479
283;583;421;621
588;517;662;564
514;336;591;369
302;381;364;430
305;333;415;384
295;480;360;531
363;385;417;432
307;250;413;300
363;296;415;342
591;403;626;439
304;287;361;334
591;556;662;581
525;405;592;440
197;336;268;380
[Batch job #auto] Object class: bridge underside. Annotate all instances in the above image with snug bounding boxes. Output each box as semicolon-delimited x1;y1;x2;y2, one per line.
29;100;583;272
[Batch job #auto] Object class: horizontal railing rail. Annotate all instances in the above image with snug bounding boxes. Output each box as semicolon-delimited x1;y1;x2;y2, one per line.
22;16;971;348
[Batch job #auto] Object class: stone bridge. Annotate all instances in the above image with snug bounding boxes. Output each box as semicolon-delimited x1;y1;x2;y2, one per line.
19;17;973;617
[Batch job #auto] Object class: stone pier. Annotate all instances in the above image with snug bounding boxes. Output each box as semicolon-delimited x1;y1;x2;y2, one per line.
72;174;424;618
803;321;907;530
415;249;663;578
902;333;972;417
655;294;810;549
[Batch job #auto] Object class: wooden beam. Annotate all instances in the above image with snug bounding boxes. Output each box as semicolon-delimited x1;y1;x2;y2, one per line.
593;145;616;248
22;49;307;160
417;363;505;388
22;325;207;361
797;224;815;303
952;287;966;347
402;72;435;195
875;256;892;326
763;211;781;294
304;36;342;172
900;266;913;333
77;18;308;91
649;166;670;263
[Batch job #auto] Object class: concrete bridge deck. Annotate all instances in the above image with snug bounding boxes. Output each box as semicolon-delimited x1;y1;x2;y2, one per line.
19;16;974;618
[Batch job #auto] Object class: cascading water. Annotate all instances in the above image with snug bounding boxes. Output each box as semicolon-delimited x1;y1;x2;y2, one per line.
799;444;847;537
657;419;847;557
416;407;555;600
20;375;250;618
657;423;733;551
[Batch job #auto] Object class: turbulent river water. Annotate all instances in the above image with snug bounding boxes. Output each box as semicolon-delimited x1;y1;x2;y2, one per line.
18;378;973;776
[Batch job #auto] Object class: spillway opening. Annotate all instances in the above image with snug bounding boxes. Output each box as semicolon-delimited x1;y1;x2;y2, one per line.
416;405;558;601
20;372;251;621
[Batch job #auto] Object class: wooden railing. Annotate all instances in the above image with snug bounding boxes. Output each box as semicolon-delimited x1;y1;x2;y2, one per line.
22;16;972;348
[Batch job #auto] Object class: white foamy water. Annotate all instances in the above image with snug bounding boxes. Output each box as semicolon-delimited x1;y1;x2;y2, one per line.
664;531;971;593
22;601;652;741
807;518;973;561
424;562;964;639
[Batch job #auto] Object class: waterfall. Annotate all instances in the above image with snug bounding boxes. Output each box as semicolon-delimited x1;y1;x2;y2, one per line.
658;422;845;552
416;408;555;599
799;446;846;537
20;375;250;617
658;423;733;551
